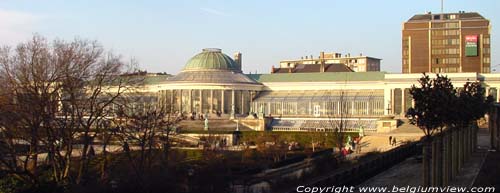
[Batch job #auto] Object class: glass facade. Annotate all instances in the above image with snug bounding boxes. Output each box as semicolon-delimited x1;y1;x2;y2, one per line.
156;89;255;115
252;90;384;117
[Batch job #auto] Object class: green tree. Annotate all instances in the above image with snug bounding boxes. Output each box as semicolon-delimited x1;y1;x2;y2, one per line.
406;73;455;186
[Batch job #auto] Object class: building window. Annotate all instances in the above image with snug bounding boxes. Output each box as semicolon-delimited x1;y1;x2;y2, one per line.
445;22;459;28
484;37;490;44
433;15;441;20
432;23;444;28
484;48;490;54
442;58;459;64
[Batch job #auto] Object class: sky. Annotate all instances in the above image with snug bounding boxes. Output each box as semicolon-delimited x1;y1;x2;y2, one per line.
0;0;499;74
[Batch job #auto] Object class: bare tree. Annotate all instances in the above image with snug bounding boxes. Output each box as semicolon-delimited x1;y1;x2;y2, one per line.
323;90;356;154
0;36;64;185
0;35;138;188
112;96;179;192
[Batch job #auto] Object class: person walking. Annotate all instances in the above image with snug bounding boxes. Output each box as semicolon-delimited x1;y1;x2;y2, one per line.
389;136;392;145
392;137;397;146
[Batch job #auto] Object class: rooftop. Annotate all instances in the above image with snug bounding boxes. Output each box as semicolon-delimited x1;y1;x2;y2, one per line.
167;48;259;85
182;48;240;72
408;12;486;22
247;72;386;82
273;63;353;73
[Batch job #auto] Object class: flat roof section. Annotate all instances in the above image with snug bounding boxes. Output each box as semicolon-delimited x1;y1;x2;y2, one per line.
247;72;387;83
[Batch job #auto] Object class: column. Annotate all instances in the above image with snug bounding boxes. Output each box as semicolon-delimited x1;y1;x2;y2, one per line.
366;101;369;115
188;89;193;113
241;91;245;114
281;101;284;115
337;101;340;115
210;90;214;113
170;90;174;113
221;90;225;114
351;101;355;116
232;90;235;107
383;88;391;115
199;89;203;113
401;89;406;116
497;88;500;103
179;90;183;112
268;102;271;115
391;89;395;115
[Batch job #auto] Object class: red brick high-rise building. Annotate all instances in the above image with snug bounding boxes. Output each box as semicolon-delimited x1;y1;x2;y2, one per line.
402;12;491;73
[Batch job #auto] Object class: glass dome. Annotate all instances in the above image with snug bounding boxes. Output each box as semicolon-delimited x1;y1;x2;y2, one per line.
183;48;240;72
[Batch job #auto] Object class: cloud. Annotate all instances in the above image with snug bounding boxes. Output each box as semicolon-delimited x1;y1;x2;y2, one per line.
200;7;229;16
0;9;41;45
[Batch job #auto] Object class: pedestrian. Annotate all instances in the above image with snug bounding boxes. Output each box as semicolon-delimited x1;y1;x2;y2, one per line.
389;136;392;145
392;137;397;146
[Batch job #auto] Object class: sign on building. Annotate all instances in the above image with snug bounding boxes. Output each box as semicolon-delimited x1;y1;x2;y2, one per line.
465;35;478;57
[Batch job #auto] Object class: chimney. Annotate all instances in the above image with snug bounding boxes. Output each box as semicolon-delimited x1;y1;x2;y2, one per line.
234;52;242;71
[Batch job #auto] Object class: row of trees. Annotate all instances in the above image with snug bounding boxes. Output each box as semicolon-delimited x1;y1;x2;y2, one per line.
0;35;177;192
406;73;493;186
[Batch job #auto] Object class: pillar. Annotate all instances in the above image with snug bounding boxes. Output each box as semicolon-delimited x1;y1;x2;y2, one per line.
401;89;406;116
210;90;214;113
199;89;203;113
221;90;225;113
281;101;284;115
268;102;271;115
366;101;369;115
170;89;174;113
391;89;395;115
351;101;355;116
497;88;500;102
179;90;182;112
241;91;245;114
232;90;235;114
188;89;193;113
383;88;392;115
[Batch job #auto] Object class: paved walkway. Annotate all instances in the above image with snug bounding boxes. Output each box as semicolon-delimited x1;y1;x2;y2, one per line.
354;127;490;191
354;123;423;155
473;129;500;190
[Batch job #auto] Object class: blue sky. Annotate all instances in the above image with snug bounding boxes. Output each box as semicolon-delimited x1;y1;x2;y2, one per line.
0;0;499;73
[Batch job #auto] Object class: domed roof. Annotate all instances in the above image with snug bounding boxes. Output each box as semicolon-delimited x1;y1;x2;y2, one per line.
183;48;240;72
168;48;259;85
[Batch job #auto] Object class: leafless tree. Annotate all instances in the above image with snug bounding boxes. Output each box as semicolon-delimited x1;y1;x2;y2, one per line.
112;96;179;192
0;36;65;185
323;89;359;154
0;35;138;187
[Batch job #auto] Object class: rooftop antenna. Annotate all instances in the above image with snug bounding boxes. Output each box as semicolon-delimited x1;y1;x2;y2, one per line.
441;0;444;13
